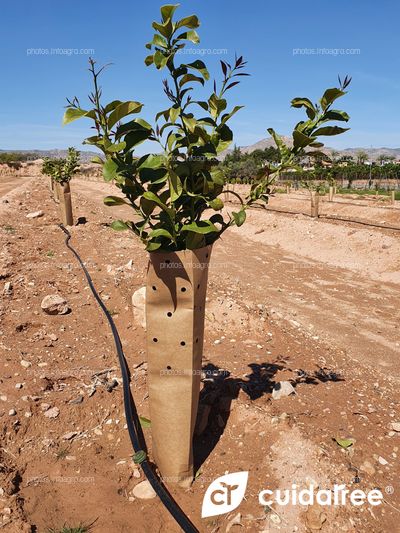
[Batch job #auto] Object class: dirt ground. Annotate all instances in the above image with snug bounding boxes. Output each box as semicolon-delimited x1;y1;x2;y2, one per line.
0;175;399;533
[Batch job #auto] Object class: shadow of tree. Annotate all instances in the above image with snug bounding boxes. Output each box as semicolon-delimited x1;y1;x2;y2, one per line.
193;359;344;472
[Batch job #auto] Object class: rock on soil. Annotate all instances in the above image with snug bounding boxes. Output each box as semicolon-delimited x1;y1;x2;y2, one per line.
44;407;60;419
41;294;70;315
272;381;296;400
26;210;44;218
131;480;156;500
132;286;146;328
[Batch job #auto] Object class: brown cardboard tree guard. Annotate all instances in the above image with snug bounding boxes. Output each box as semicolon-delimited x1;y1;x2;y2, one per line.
146;245;212;486
311;191;320;217
58;182;73;226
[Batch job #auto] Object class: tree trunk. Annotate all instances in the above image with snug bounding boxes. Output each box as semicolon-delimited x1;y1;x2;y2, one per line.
311;191;320;217
286;185;290;194
328;186;334;202
59;182;73;226
391;191;395;204
146;245;212;487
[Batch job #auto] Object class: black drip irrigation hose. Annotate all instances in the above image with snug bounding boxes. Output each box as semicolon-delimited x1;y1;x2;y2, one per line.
59;224;199;533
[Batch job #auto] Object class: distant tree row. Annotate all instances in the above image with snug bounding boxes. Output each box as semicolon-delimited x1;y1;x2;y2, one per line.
0;152;34;166
221;145;400;188
221;145;280;183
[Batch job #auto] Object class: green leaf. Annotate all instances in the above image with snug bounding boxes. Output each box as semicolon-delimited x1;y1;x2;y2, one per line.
146;241;162;251
185;232;205;250
209;197;224;210
152;19;173;38
139;416;151;428
292;130;314;149
181;221;218;234
91;155;104;165
111;220;129;231
152;34;168;48
313;126;349;136
144;54;154;66
161;4;179;22
154;50;169;69
323;109;350;122
183;60;209;80
168;169;183;201
103;159;118;181
176;15;200;29
175;30;200;43
108;101;143;129
104;100;123;114
149;228;174;240
182;115;197;132
179;73;204;87
138;154;165;170
107;141;126;153
291;97;316;119
320;88;345;111
221;105;244;124
103;196;128;206
169;106;181;123
143;191;171;216
232;210;246;227
334;437;355;449
63;107;95;125
208;94;227;118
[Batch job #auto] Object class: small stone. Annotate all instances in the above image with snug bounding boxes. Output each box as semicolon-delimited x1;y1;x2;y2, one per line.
26;210;44;219
44;406;60;419
272;381;296;400
132;468;141;479
41;294;70;315
3;282;12;295
214;339;221;345
378;456;388;466
360;460;376;476
62;431;77;440
390;422;400;432
15;383;23;389
131;480;156;500
94;428;103;436
0;395;7;401
8;409;16;416
47;333;58;341
20;360;31;368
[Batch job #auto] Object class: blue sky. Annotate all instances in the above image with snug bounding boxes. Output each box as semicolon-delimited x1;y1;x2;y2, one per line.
0;0;399;152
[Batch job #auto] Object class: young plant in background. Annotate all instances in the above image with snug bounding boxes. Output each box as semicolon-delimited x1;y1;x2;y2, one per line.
42;148;80;225
250;75;351;200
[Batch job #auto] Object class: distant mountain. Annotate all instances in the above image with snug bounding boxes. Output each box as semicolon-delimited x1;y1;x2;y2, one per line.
220;137;400;162
0;149;99;163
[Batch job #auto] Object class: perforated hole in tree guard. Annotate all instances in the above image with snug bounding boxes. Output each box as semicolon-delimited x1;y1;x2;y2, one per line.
167;312;172;317
181;287;187;292
153;337;158;342
180;341;186;346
